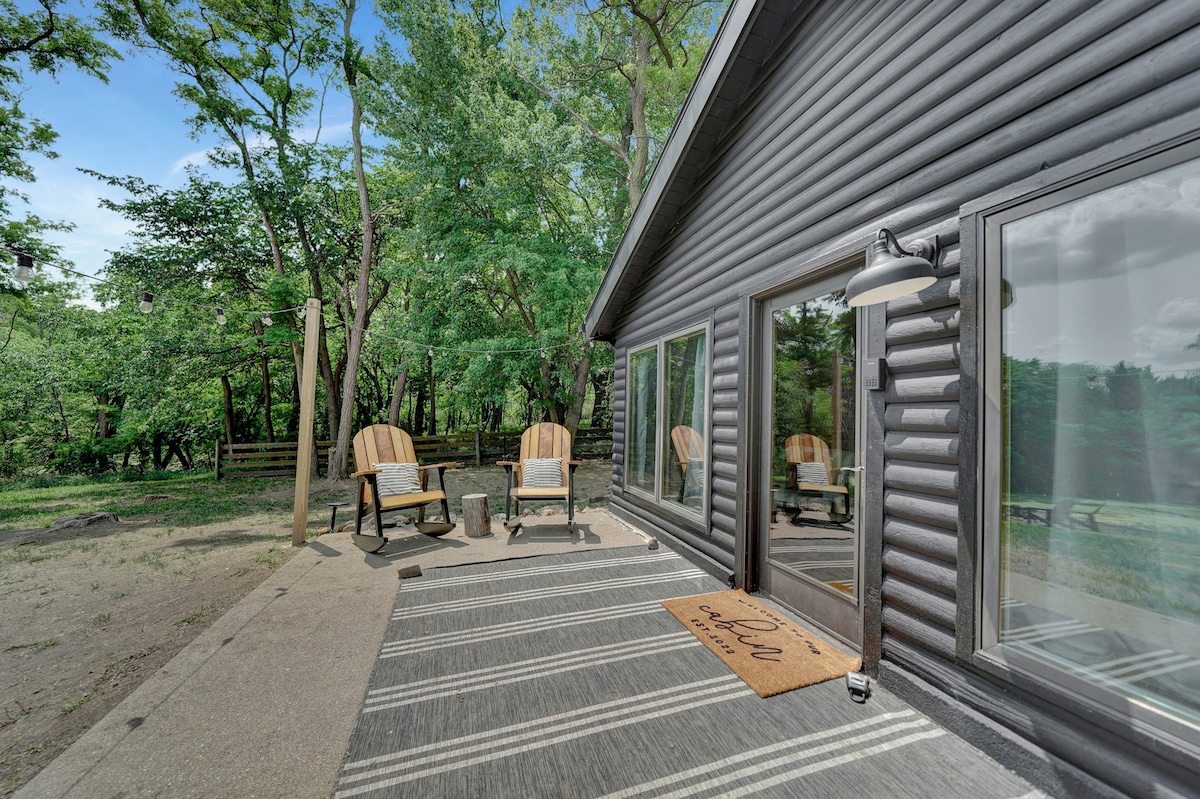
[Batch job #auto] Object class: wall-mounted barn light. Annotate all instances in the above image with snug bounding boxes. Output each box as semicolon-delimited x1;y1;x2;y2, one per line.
846;228;939;307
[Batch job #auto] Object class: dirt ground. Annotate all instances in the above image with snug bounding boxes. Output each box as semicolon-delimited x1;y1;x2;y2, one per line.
0;461;614;797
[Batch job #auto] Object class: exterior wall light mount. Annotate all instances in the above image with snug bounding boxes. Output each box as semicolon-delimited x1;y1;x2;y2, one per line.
846;228;940;307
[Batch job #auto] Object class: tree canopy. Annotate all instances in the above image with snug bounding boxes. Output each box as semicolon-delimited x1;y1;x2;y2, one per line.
0;0;727;478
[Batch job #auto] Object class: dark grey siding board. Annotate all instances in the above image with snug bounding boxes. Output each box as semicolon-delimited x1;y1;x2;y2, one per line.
886;341;961;375
884;432;959;465
884;460;958;499
884;371;959;404
884;490;958;532
882;613;956;661
885;307;960;347
883;549;958;600
883;519;958;565
881;574;957;629
884;404;959;434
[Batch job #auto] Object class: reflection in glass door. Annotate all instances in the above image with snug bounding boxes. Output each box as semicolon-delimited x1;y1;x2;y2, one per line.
761;270;861;645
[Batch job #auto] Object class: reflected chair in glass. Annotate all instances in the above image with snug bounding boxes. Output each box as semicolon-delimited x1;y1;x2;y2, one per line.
783;433;852;526
670;424;706;500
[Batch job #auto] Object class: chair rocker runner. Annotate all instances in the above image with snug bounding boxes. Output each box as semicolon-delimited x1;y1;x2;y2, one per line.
351;424;460;553
498;422;580;532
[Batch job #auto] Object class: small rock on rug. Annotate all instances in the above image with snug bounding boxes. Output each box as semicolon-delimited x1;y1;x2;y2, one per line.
662;589;860;697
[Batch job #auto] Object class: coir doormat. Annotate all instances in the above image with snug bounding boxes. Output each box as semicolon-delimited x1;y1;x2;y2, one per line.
662;589;861;697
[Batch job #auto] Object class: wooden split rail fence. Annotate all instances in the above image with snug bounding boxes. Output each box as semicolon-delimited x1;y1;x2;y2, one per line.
215;428;613;479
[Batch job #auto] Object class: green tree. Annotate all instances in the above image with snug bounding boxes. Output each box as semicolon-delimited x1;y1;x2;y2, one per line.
0;0;115;286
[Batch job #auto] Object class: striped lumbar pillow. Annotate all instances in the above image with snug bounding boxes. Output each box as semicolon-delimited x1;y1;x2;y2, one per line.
522;457;563;488
795;461;830;485
373;462;422;496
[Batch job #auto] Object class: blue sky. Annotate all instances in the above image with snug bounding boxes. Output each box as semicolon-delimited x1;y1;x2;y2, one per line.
13;0;369;295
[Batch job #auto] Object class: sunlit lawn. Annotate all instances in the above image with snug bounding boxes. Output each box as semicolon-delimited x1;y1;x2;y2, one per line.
1004;494;1200;619
0;472;347;533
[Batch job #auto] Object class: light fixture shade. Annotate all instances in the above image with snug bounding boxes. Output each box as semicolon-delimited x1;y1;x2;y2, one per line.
14;253;35;284
139;292;154;314
846;232;938;307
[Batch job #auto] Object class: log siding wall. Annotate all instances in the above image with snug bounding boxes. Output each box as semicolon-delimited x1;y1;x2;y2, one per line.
604;0;1200;791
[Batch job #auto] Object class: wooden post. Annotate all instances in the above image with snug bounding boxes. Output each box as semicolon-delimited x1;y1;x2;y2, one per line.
292;299;321;546
462;493;492;538
214;439;221;480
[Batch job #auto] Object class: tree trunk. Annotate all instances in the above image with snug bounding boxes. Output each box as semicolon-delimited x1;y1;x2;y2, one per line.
255;320;276;443
627;30;651;212
319;313;339;440
220;375;236;444
591;368;612;429
388;363;409;427
563;352;591;436
329;0;375;480
414;383;426;437
428;351;437;435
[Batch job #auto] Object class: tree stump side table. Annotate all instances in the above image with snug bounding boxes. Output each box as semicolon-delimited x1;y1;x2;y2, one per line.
462;493;492;538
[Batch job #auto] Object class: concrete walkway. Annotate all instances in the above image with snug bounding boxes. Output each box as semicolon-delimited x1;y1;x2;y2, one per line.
15;510;651;799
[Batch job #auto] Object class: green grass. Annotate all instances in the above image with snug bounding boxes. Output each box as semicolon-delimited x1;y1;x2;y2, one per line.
0;472;350;533
1004;494;1200;620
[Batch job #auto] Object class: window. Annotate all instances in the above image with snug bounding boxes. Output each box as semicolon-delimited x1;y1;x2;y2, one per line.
625;326;709;512
980;144;1200;739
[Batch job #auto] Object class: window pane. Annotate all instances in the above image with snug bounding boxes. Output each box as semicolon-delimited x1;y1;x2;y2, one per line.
663;330;708;509
769;292;857;595
998;156;1200;729
626;346;657;494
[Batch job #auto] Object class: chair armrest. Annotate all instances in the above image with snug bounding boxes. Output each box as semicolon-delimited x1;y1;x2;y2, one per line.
567;460;582;468
353;469;380;479
497;461;518;468
419;461;463;471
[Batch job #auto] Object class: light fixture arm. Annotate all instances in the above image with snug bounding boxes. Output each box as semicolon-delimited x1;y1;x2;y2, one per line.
877;228;940;266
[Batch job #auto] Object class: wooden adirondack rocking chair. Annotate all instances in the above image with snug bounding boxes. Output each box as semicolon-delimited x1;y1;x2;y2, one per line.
784;433;851;526
498;422;580;531
350;424;460;553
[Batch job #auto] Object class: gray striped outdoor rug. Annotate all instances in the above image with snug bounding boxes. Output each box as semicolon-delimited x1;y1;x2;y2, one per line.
336;546;1042;798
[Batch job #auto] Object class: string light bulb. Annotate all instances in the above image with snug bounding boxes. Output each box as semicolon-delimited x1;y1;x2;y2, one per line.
296;304;306;320
215;307;227;325
139;292;154;314
14;253;34;284
486;351;493;361
261;312;273;327
428;347;434;358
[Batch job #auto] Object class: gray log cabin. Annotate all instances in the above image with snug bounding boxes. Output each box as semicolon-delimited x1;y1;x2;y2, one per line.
584;0;1200;795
